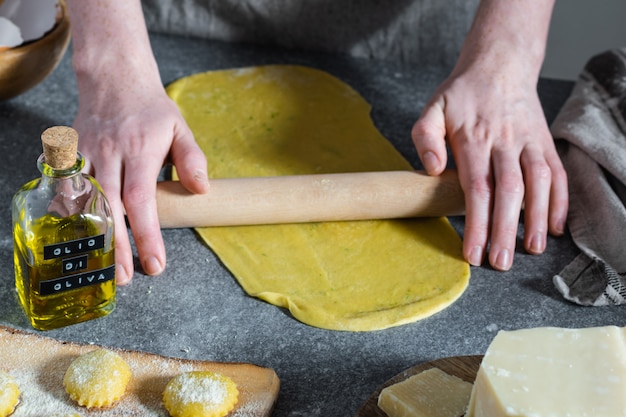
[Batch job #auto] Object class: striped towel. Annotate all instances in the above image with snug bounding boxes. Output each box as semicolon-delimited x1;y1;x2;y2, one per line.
552;49;626;306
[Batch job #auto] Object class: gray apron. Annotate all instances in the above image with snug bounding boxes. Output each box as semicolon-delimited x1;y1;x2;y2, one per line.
141;0;479;68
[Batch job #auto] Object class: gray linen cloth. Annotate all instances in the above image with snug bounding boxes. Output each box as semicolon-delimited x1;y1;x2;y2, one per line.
552;49;626;306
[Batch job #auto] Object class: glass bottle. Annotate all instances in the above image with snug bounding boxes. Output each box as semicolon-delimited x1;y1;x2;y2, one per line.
12;126;115;330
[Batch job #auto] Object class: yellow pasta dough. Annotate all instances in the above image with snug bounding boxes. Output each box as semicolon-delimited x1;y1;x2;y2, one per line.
0;371;19;417
167;65;470;331
163;371;239;417
63;348;131;408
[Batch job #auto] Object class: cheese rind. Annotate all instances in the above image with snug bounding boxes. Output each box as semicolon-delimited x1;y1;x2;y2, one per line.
466;326;626;417
378;367;473;417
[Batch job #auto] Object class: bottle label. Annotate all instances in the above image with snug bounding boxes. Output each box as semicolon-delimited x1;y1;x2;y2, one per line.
39;265;115;296
62;255;89;273
40;234;113;296
44;235;105;259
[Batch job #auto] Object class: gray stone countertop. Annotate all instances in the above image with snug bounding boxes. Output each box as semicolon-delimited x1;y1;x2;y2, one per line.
1;32;623;416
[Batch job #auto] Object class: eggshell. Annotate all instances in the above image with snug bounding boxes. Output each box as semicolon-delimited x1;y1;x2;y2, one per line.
0;15;21;49
0;0;58;44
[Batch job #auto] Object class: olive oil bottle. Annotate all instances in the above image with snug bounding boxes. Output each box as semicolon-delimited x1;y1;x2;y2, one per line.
12;126;115;330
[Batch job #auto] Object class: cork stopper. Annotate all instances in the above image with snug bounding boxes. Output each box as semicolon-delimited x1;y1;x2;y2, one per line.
41;126;79;169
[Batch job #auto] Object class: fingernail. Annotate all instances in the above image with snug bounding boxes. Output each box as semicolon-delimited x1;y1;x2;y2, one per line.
495;249;512;271
529;234;544;254
116;264;131;285
194;170;209;189
468;246;483;266
194;169;207;182
144;256;164;276
555;217;566;235
422;151;440;173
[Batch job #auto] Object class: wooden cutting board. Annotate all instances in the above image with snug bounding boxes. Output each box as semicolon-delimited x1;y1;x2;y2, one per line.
0;325;280;416
354;355;482;417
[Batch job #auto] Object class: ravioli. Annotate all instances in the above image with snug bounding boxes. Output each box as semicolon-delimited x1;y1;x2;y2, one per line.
63;348;131;408
163;371;239;417
0;371;19;417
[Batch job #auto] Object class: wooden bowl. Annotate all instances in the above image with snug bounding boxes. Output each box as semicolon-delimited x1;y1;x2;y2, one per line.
0;0;70;100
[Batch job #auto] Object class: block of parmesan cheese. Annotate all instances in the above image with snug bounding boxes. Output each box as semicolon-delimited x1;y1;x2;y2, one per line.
466;326;626;417
378;367;473;417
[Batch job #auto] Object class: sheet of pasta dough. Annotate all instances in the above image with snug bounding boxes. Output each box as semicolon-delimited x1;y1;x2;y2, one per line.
166;65;469;331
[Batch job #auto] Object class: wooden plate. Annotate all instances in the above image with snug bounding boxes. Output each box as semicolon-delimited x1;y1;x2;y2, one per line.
354;355;483;417
0;326;279;416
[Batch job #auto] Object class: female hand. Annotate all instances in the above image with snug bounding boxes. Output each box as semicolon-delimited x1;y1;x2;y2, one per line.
67;0;209;284
73;79;208;285
411;0;568;271
412;67;567;270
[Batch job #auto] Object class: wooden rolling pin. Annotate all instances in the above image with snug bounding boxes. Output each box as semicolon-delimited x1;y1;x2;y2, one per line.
156;169;465;228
